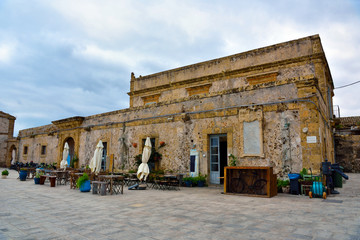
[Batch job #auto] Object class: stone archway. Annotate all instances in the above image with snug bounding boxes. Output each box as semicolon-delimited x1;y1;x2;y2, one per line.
7;145;17;167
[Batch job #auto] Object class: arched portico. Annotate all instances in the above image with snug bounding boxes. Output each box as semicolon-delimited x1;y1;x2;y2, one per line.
7;144;17;167
64;137;75;161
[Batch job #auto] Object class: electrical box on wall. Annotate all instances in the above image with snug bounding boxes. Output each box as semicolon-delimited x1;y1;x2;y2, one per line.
190;149;199;177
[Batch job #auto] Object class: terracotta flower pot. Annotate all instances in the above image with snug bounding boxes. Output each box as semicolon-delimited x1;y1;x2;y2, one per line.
132;143;137;148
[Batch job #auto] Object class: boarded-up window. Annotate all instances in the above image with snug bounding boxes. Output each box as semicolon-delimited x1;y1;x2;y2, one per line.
186;84;212;96
142;94;161;106
243;121;261;155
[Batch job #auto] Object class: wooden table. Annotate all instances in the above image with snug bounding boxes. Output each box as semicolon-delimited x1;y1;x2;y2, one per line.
51;170;68;185
98;175;124;195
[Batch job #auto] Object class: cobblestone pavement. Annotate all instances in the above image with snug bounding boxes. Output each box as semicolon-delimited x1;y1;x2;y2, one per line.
0;169;359;240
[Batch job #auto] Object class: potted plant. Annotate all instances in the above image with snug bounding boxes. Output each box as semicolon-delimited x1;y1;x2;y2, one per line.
77;173;91;192
19;168;28;181
299;168;308;179
1;169;9;179
150;151;162;162
183;176;193;187
34;172;43;184
277;179;290;193
135;154;142;167
71;154;79;168
196;173;207;187
229;154;237;167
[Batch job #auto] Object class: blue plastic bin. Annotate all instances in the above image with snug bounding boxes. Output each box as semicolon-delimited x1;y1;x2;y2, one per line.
288;173;301;180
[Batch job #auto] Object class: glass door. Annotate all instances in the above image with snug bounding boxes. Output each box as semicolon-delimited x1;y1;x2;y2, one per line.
210;136;220;184
101;142;107;171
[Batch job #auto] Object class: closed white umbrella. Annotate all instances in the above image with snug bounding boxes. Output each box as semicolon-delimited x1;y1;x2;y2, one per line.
137;137;151;181
11;149;16;165
60;143;69;169
89;140;104;173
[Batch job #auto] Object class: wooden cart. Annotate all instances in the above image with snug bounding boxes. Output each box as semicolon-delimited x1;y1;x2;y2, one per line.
224;166;277;198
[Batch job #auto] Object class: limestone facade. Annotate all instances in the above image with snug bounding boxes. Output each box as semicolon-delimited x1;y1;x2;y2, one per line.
0;111;16;167
16;35;335;181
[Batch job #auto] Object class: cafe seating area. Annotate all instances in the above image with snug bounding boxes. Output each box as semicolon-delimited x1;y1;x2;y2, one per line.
15;164;186;197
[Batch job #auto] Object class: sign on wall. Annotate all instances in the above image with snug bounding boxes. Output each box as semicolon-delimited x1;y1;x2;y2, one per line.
243;120;261;155
306;136;317;143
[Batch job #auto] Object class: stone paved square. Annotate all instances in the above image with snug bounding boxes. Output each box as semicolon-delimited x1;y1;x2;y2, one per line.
1;169;359;240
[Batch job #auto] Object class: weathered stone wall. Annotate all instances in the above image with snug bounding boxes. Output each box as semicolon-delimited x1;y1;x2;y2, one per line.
17;34;335;180
0;111;16;167
0;135;8;166
0;117;9;133
18;82;306;176
130;36;317;92
18;134;59;164
335;134;360;173
334;117;360;173
0;115;9;165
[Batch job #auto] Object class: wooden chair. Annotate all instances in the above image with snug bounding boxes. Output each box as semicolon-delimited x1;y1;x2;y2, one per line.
69;170;80;189
56;171;69;185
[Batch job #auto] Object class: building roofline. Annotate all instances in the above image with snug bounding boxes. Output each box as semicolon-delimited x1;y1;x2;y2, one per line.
0;111;16;120
132;34;321;80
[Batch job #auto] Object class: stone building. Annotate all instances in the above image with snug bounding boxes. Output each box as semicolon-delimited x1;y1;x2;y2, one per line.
0;111;16;167
16;34;335;183
334;116;360;172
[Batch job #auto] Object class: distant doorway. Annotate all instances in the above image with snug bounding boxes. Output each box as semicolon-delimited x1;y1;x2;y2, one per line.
209;134;228;184
8;145;17;167
65;137;75;161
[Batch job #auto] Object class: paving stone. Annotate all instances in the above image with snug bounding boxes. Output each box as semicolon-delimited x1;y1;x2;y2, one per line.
1;169;360;240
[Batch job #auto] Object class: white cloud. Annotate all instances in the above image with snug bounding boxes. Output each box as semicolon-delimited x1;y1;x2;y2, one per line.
0;42;16;64
1;0;360;134
73;44;132;67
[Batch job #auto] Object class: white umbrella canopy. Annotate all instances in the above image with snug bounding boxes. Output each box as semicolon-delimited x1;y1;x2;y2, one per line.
89;140;104;173
60;142;69;169
137;137;152;181
11;149;16;165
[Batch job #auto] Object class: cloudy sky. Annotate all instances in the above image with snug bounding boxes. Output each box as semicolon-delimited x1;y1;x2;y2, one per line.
1;0;360;135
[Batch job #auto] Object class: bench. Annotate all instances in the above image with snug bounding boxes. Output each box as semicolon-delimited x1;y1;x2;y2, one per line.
39;175;57;187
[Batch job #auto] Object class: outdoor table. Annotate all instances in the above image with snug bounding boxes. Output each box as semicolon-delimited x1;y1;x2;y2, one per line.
159;175;180;190
164;175;177;179
98;175;124;195
52;170;68;185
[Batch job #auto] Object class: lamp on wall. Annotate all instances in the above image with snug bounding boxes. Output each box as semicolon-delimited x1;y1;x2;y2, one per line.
132;143;137;148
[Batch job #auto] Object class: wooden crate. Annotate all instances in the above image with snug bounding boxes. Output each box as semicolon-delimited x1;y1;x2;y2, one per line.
224;166;277;198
